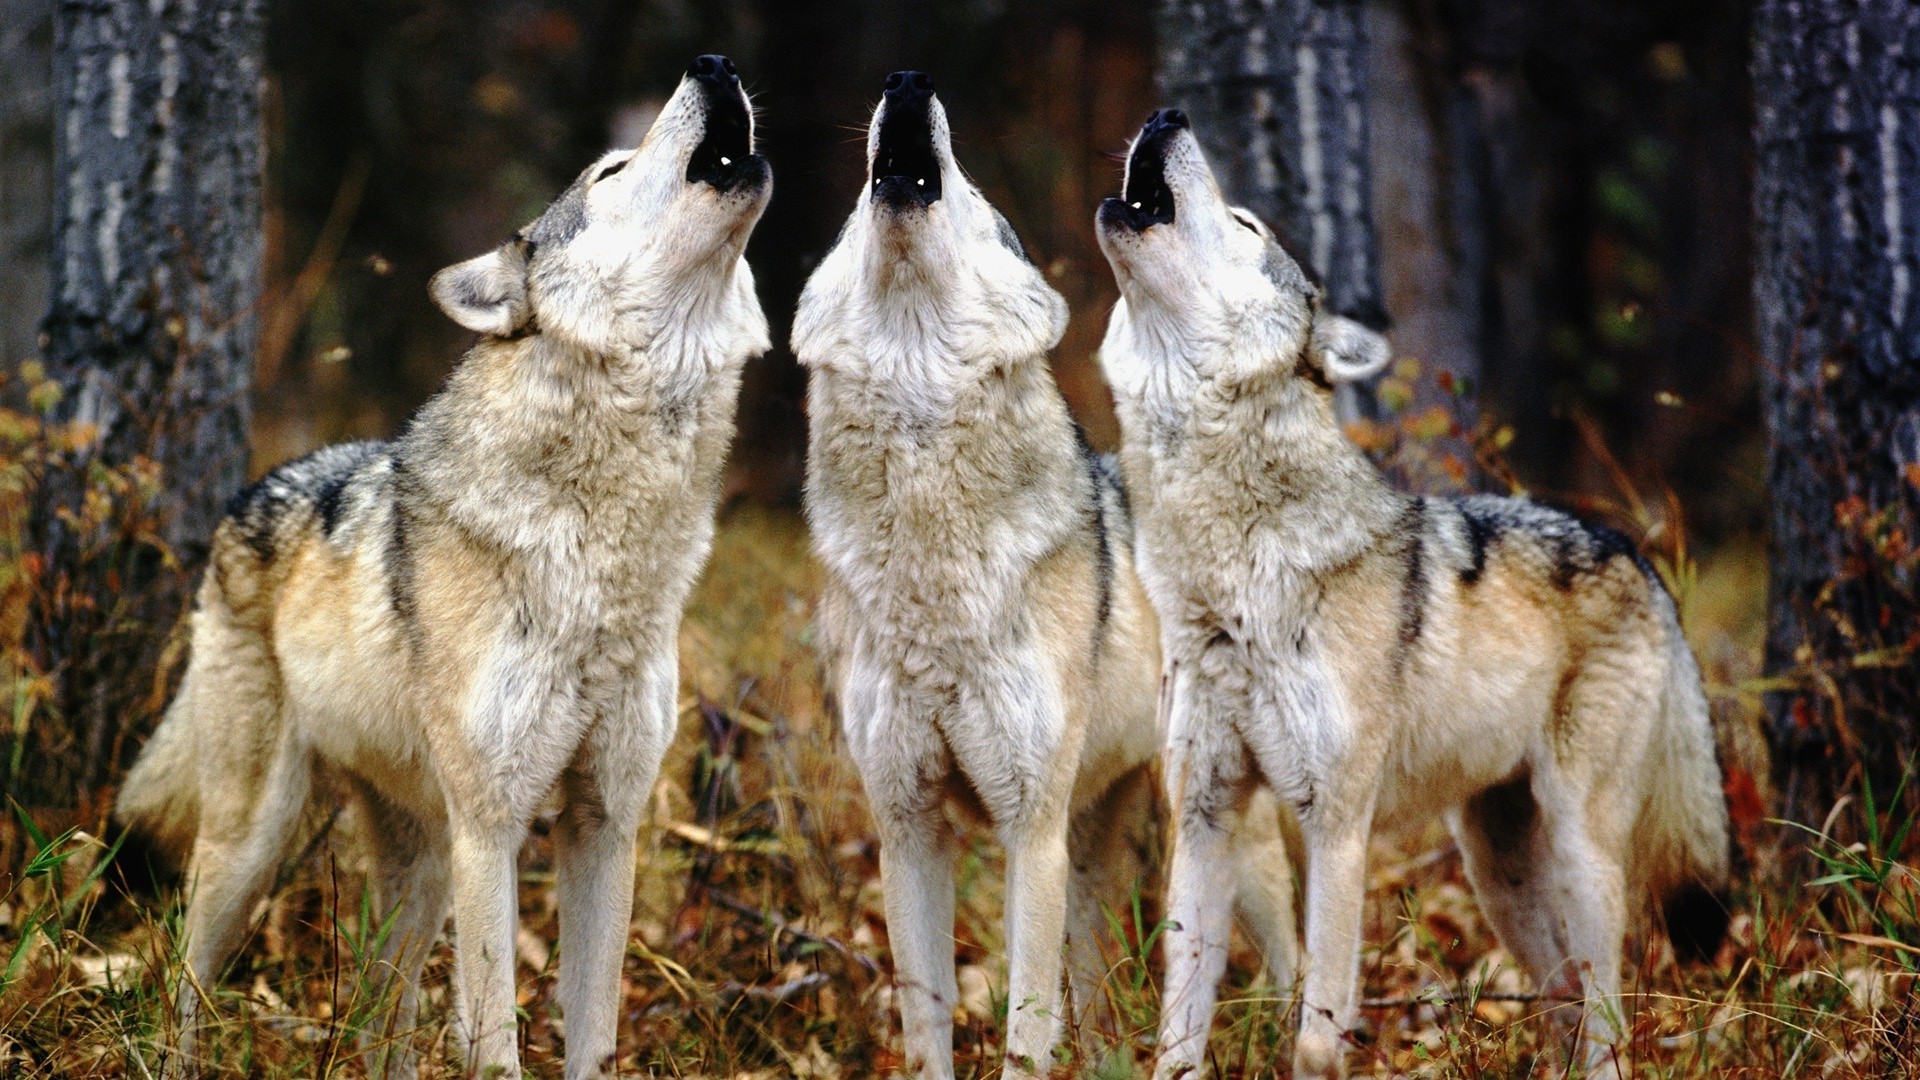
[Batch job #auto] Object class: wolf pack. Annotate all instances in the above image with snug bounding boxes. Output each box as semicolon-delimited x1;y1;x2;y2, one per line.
114;55;1732;1080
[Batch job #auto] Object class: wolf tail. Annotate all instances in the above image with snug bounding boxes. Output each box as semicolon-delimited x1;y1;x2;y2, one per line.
115;666;202;864
1634;593;1732;962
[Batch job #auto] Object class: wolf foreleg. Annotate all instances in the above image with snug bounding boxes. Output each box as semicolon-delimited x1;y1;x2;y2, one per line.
1231;787;1300;993
1152;677;1252;1080
1152;801;1237;1080
1294;818;1370;1080
447;812;522;1078
875;807;959;1080
552;659;675;1080
1001;812;1071;1077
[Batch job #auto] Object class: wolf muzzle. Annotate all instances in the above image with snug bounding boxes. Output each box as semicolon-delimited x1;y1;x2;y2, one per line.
686;53;766;193
872;70;942;209
1101;107;1186;234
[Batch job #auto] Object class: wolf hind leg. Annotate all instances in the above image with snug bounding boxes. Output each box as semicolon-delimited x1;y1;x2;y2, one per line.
1451;772;1629;1073
1064;763;1155;1034
350;782;450;1080
170;723;313;1079
1449;776;1567;992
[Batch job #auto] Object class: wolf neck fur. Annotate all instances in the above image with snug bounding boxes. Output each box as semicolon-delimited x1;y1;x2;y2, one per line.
1121;323;1403;574
399;307;748;581
808;342;1081;636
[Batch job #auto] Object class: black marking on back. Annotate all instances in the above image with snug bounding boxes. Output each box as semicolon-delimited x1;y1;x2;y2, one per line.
1548;527;1585;589
1549;516;1653;589
223;442;388;560
1588;522;1655;576
314;469;354;538
1074;423;1115;645
224;474;288;561
1459;503;1499;585
387;459;420;637
1393;498;1429;676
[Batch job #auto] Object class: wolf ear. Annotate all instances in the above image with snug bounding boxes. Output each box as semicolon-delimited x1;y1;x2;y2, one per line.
1309;313;1391;384
430;244;531;336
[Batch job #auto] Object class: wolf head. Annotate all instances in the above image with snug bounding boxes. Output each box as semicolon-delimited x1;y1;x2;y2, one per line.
1095;109;1387;389
793;71;1066;374
430;55;771;358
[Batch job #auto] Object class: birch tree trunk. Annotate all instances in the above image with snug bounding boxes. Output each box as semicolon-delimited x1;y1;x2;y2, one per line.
18;0;265;801
1;0;54;371
1156;0;1390;351
1754;0;1920;825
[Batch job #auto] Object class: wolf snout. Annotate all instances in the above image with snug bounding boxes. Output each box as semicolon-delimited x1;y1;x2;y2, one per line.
689;53;740;88
883;70;936;103
1102;106;1183;234
685;54;763;194
872;70;942;208
1144;107;1188;135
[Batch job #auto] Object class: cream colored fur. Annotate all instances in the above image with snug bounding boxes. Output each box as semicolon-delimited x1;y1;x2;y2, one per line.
116;65;772;1080
796;80;1296;1080
1093;115;1729;1079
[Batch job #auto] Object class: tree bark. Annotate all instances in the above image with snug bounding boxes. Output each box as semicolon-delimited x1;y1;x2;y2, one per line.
19;0;265;801
1;0;55;372
1754;0;1920;825
1156;0;1390;340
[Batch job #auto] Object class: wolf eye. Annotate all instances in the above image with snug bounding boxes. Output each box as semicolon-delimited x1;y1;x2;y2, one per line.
1232;212;1263;235
594;158;629;183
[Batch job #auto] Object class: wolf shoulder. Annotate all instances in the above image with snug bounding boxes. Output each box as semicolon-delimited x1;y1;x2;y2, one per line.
1415;493;1665;610
216;440;397;573
1328;491;1680;683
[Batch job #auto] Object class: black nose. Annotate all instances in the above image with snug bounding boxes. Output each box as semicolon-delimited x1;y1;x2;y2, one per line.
1145;107;1189;133
883;70;936;102
690;54;739;86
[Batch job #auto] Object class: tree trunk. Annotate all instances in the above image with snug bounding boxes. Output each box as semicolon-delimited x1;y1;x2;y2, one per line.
1155;0;1391;420
1157;0;1388;327
1754;0;1920;826
1361;0;1494;471
18;0;265;801
1;0;55;372
1152;0;1382;432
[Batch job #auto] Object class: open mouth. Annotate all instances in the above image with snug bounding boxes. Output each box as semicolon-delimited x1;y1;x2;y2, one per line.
1101;108;1185;232
686;74;761;192
872;72;942;209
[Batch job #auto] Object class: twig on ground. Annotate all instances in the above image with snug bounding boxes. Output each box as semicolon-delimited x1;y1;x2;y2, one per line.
707;888;880;976
714;971;832;1008
1360;991;1575;1009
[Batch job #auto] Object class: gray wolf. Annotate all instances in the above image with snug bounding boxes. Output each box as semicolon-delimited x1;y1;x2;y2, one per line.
1092;107;1730;1079
116;54;771;1080
795;73;1297;1079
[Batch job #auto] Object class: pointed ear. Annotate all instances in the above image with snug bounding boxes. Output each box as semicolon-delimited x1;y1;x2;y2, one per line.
430;243;531;336
1309;312;1391;383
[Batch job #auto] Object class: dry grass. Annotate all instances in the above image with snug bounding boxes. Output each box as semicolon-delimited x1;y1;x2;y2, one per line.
1;503;1916;1078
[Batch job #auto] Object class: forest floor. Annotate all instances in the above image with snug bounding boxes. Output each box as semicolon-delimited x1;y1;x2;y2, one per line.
1;502;1916;1078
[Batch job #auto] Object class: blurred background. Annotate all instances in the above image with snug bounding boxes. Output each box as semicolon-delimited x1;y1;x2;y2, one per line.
0;0;1763;538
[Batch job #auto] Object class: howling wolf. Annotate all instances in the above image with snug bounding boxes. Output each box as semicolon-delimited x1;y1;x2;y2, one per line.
118;55;772;1080
1094;107;1730;1079
796;73;1299;1079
